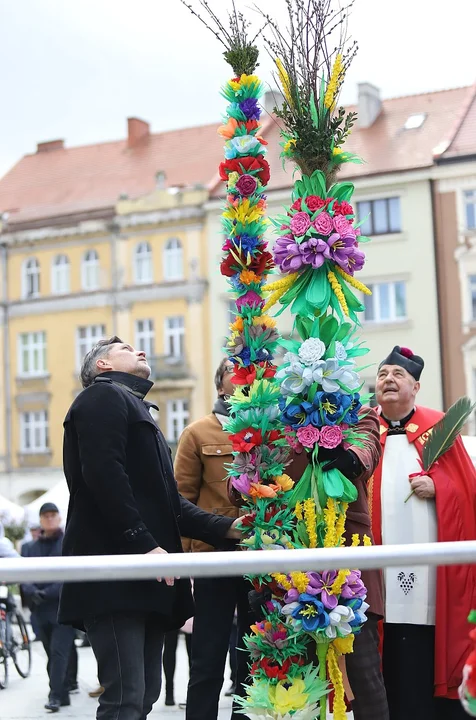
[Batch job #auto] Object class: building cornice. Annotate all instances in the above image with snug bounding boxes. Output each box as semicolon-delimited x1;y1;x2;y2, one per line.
116;205;205;229
8;279;209;317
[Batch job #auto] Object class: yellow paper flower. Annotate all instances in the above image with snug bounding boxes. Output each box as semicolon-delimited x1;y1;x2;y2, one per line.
223;197;264;225
294;501;303;521
274;474;294;491
333;147;343;155
253;314;276;329
270;678;309;715
290;571;309;594
363;534;372;546
272;572;292;590
333;635;354;655
351;533;360;547
230;316;244;333
324;497;337;548
275;58;293;107
240;74;260;88
335;502;348;546
283;138;297;154
324;53;344;110
303;498;318;548
331;568;351;595
327;645;347;720
227;170;240;187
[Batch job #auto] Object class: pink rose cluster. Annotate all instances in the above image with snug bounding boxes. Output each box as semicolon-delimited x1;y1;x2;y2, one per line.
273;195;365;276
296;424;343;450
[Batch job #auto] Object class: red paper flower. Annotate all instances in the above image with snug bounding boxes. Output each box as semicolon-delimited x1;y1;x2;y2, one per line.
230;428;263;452
260;657;291;680
232;365;257;386
220;250;244;277
219;156;270;185
267;429;283;443
291;198;302;211
249;250;274;275
305;195;327;212
333;200;354;216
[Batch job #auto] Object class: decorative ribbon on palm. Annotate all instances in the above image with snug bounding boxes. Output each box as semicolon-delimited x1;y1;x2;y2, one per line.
180;2;372;719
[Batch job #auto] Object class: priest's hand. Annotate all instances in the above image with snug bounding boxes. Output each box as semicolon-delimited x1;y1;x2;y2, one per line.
409;474;435;499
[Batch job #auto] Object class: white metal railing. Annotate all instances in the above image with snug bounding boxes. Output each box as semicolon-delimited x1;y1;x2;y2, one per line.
1;541;476;584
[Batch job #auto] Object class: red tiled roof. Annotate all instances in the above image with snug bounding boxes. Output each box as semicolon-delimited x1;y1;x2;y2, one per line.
438;84;476;160
0;86;471;227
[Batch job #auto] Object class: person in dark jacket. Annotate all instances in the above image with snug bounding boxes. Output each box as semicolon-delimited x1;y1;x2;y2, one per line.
58;337;244;720
21;503;75;713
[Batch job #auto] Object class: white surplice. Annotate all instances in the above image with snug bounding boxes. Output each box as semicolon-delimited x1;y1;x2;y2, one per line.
381;434;438;625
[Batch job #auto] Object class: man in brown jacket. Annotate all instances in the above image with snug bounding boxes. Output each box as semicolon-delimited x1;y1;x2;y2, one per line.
175;358;251;720
287;407;388;720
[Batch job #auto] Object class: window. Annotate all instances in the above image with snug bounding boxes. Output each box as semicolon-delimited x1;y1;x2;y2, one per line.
134;242;153;284
81;249;100;290
469;275;476;321
164;238;183;281
22;258;40;299
51;254;70;295
357;197;401;236
164;316;185;358
135;319;155;357
465;190;476;230
18;331;47;377
20;410;49;453
364;281;406;323
403;113;426;130
76;324;106;369
166;399;189;442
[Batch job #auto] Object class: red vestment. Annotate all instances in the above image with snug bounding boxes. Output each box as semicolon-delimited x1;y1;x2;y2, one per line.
369;405;476;699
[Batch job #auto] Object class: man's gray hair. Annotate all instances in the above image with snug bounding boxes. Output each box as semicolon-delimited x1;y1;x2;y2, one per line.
80;336;122;389
214;357;231;394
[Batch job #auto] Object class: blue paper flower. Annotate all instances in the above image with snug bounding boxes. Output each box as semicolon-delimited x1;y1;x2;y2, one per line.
343;393;363;425
291;593;330;632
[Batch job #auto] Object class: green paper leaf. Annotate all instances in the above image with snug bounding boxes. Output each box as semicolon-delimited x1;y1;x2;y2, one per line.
335;322;353;341
310;91;319;128
279;338;301;353
310;170;327;198
296;315;313;340
319;315;339;345
288;464;313;506
328;181;355;202
306;269;331;311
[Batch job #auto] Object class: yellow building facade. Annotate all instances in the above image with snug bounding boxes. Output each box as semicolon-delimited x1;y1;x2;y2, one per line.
0;188;211;504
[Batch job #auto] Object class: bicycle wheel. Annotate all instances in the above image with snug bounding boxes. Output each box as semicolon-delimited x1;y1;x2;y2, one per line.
10;612;31;678
0;613;8;689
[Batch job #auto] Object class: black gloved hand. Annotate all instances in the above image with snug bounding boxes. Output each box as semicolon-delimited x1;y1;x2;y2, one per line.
31;590;46;607
248;587;272;620
318;446;362;480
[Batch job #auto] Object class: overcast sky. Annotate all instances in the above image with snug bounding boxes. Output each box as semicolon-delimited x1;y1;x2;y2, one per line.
0;0;474;178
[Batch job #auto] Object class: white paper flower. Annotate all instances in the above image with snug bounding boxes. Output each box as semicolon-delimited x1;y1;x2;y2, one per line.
334;341;347;361
298;338;326;366
325;605;355;639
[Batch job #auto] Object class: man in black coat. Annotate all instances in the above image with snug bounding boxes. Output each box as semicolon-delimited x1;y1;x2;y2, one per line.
59;337;243;720
21;503;76;712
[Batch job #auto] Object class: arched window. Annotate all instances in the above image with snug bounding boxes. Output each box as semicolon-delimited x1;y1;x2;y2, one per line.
51;254;70;295
81;249;100;290
164;238;183;281
134;242;153;284
22;257;40;299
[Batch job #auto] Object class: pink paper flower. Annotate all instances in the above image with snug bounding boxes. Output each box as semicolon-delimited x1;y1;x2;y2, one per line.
313;211;333;236
333;215;353;236
290;211;311;237
236;174;258;197
296;425;321;449
284;426;304;454
319;425;343;450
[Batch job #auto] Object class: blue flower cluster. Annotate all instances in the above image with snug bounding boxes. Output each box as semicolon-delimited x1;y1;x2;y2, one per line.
279;392;362;428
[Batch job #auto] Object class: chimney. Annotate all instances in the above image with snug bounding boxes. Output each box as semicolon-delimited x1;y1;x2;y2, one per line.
358;83;381;129
37;139;64;153
263;89;284;115
127;117;150;148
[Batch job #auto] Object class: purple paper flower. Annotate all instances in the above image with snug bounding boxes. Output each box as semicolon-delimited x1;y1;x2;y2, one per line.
314;211;334;236
239;98;261;121
341;570;367;600
232;474;252;495
346;246;366;275
299;237;331;269
309;570;339;610
273;235;305;273
284;588;300;603
236;174;258;197
327;233;356;270
290;211;311;237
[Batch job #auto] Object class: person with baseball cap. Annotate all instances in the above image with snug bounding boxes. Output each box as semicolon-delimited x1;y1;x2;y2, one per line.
21;502;75;712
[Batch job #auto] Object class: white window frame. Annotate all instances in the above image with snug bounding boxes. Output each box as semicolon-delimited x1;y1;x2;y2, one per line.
51;254;70;295
164;316;185;359
465;190;476;231
164;238;183;281
133;242;153;284
20;410;49;453
22;258;40;299
356;197;401;236
363;281;407;324
81;249;100;291
18;331;47;377
135;319;155;357
76;324;106;370
166;399;189;443
469;275;476;321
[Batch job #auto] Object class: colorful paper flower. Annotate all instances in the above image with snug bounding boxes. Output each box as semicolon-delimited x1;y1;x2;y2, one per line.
298;338;326;366
296;425;320;449
230;428;263;452
319;425;344;449
273;235;305;273
290;211;312;237
219;156;270;185
291;594;330;632
236;173;259;196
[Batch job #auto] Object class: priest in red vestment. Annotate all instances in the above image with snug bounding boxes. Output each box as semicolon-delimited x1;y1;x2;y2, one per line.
370;345;476;720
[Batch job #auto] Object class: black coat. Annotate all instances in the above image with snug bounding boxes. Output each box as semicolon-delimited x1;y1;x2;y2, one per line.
58;371;233;630
21;530;64;614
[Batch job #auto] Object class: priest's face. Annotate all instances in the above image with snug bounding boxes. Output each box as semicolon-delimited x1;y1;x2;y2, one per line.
376;364;420;419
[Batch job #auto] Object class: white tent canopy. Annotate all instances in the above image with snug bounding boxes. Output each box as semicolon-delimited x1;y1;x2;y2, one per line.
0;494;25;524
24;480;69;525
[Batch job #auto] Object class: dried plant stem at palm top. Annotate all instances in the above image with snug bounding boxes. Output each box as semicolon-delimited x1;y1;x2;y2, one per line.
256;0;358;177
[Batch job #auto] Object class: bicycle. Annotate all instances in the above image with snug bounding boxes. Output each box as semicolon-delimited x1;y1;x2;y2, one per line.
0;583;32;689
